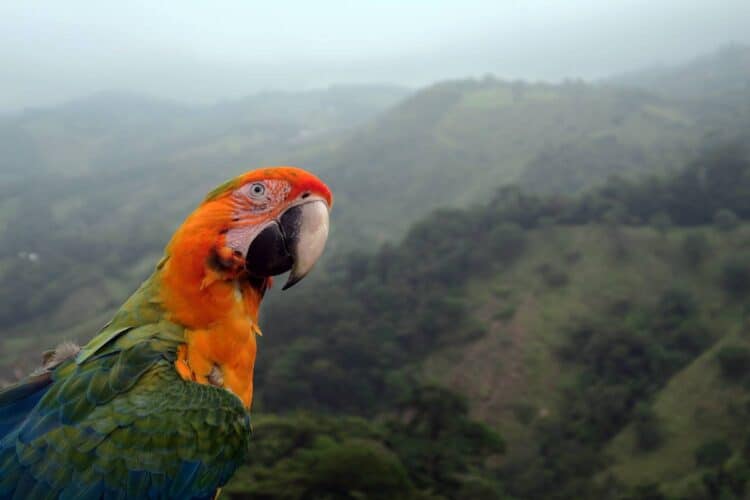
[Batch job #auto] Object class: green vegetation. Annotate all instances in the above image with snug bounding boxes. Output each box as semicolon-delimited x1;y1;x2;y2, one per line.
716;346;750;380
720;257;750;298
633;404;666;452
2;46;750;498
504;287;713;498
225;388;505;500
320;79;698;246
682;233;711;267
695;440;733;468
252;142;750;499
714;209;740;231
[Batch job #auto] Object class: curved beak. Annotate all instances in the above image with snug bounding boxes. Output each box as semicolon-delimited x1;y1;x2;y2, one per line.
244;200;330;290
279;200;330;289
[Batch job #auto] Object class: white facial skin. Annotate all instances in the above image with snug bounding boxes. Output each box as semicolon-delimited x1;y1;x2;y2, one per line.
224;179;330;288
224;179;293;255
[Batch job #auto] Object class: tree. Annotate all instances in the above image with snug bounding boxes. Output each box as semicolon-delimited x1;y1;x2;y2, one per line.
649;212;672;234
386;386;505;494
721;258;750;298
241;440;416;500
716;345;750;380
714;209;740;231
695;440;732;468
682;233;711;267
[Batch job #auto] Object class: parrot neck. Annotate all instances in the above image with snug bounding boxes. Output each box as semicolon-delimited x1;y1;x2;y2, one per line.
158;246;264;329
158;206;267;328
156;216;267;408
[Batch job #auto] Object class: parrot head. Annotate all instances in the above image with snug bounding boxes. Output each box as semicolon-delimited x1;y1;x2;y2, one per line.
160;166;332;330
201;166;333;290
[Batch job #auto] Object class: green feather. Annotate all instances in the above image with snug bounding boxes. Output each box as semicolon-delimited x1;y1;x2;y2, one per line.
75;326;133;365
0;271;252;498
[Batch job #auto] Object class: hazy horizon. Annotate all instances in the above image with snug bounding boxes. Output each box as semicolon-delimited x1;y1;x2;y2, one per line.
2;0;749;111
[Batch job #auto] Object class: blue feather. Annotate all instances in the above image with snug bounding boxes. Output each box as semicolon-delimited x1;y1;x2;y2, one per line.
0;374;53;441
169;460;203;498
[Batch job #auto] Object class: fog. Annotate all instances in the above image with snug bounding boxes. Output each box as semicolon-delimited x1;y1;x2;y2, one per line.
1;0;749;110
4;2;750;498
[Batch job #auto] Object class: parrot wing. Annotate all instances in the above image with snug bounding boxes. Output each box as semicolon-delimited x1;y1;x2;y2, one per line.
0;320;250;500
0;372;54;440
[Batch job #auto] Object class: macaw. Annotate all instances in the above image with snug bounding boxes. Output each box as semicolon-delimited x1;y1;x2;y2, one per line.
0;167;332;499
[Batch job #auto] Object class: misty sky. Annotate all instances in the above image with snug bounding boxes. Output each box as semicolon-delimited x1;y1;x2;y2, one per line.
1;0;749;111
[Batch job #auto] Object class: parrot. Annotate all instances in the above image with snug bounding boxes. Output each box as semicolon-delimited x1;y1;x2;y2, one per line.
0;166;332;499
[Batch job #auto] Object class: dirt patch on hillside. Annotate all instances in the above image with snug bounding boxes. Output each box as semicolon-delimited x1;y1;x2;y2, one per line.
438;294;538;426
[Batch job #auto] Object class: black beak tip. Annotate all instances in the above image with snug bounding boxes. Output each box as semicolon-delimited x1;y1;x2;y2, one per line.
281;275;302;291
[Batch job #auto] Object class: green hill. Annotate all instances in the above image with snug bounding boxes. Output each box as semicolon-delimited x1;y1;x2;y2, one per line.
422;223;750;498
609;44;750;152
243;143;750;499
316;79;699;245
604;329;750;495
0;85;410;182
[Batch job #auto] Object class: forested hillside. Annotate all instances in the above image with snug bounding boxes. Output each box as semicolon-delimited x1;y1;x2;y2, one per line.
0;85;409;182
317;79;697;244
246;142;750;499
2;45;750;499
321;46;750;245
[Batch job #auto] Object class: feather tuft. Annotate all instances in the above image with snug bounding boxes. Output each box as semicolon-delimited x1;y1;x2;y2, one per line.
32;342;81;376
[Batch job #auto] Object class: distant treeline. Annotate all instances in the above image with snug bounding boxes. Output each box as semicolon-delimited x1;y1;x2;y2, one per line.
494;142;750;229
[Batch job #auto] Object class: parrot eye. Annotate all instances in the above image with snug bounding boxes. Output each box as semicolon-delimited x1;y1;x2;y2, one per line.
248;183;266;198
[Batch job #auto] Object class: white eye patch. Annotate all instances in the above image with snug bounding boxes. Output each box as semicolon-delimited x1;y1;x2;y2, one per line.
236;180;292;213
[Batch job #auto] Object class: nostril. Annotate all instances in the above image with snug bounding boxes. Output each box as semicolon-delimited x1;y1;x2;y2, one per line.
301;192;311;199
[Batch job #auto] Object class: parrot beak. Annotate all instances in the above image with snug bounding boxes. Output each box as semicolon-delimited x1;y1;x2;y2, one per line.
278;200;330;290
244;199;330;290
